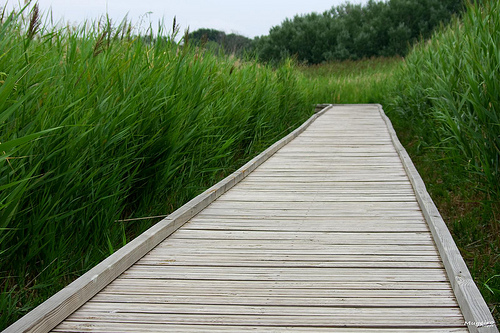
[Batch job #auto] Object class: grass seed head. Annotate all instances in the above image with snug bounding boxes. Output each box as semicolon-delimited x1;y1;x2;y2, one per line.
27;3;40;40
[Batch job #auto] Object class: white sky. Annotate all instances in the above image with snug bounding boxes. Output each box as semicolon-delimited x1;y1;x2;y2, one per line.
4;0;368;38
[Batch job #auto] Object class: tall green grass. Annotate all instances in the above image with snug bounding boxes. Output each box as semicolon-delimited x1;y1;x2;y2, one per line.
387;0;500;320
0;6;314;328
298;57;401;104
390;0;500;199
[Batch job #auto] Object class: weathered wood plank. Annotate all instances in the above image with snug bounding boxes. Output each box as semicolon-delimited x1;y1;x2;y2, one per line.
121;266;450;282
204;201;422;210
75;303;464;316
167;230;433;242
102;283;453;296
107;278;456;290
63;312;465;327
135;260;443;269
155;239;440;249
89;293;458;307
53;322;469;333
181;223;430;232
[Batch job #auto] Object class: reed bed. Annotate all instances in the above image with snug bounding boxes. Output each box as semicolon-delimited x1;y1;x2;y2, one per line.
298;57;401;104
388;0;500;320
390;0;500;199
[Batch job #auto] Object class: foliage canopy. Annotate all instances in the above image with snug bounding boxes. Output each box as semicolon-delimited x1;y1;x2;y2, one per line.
188;28;253;56
255;0;464;64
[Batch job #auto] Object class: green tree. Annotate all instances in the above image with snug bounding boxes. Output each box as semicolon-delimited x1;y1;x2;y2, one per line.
255;0;464;64
189;28;252;56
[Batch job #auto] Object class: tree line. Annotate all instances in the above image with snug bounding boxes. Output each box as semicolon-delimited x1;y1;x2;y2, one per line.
189;0;464;64
187;28;253;57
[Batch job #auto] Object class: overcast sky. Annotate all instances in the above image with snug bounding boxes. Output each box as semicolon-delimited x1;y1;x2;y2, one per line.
5;0;368;38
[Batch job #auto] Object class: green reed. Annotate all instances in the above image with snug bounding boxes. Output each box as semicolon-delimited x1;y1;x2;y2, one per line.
390;0;500;199
387;0;499;320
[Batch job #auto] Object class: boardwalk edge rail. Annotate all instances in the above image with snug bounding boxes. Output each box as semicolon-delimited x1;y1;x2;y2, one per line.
4;106;332;333
377;104;498;333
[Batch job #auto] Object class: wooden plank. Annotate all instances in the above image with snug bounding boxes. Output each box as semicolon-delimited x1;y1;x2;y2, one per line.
107;278;455;290
135;260;443;269
248;171;410;176
199;206;424;213
62;312;465;327
143;249;441;258
166;238;434;246
226;185;415;190
102;283;453;296
187;215;428;222
276;148;399;153
196;212;426;219
121;266;449;282
255;166;408;171
89;293;458;307
155;240;440;251
167;230;433;241
75;303;463;316
188;215;428;222
181;224;430;232
183;220;429;226
53;321;469;332
378;104;497;333
204;201;422;210
237;176;411;182
235;182;414;189
4;108;334;333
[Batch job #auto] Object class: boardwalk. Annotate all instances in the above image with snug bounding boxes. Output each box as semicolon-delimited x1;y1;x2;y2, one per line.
6;105;496;333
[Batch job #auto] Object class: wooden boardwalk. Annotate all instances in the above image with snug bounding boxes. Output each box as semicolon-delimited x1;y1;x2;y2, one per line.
6;105;497;333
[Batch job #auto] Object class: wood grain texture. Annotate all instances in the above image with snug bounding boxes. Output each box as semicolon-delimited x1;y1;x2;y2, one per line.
53;322;469;332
